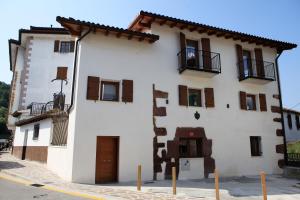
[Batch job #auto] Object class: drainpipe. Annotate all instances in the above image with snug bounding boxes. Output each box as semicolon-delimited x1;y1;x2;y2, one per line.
68;28;92;113
275;49;288;166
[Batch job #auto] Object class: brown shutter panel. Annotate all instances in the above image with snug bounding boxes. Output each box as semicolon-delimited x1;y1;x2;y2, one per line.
54;40;60;52
70;41;75;52
179;32;186;68
259;93;267;111
201;38;212;70
255;48;265;77
236;44;244;79
122;79;133;103
178;85;188;106
204;88;215;108
86;76;99;100
240;91;247;110
56;67;68;80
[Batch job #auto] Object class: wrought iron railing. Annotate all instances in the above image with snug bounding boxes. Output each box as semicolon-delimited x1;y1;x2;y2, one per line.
27;102;70;116
288;153;300;162
238;59;275;81
177;48;221;73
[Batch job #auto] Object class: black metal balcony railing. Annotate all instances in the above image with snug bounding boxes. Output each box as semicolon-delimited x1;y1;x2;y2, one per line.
238;59;275;81
177;48;221;74
27;102;70;116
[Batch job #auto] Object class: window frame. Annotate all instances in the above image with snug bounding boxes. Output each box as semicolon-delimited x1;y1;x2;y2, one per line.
33;124;40;140
179;138;203;158
100;81;120;102
246;94;256;111
59;41;72;53
188;88;202;107
287;113;293;129
250;136;262;157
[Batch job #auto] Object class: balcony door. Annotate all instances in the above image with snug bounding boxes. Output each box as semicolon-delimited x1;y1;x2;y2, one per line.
186;40;199;68
242;50;253;77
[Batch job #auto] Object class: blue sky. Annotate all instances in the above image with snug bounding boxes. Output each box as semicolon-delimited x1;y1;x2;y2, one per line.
0;0;299;110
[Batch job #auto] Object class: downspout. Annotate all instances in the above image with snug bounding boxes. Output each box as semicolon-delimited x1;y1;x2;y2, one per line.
275;49;288;166
68;28;92;113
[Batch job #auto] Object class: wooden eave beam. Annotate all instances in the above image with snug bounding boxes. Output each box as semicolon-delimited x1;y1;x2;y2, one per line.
189;27;197;32
169;22;177;28
207;30;216;35
127;34;133;40
104;30;109;36
116;32;122;38
63;22;81;36
138;37;145;42
224;34;232;39
179;24;187;30
198;29;207;34
159;19;167;26
216;32;225;37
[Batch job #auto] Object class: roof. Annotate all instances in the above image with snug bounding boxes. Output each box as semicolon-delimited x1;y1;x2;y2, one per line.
56;16;160;43
129;10;297;52
283;108;300;115
9;26;70;71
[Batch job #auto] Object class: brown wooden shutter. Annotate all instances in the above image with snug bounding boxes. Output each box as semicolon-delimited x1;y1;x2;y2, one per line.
56;67;68;80
236;44;244;79
259;93;267;111
122;80;133;103
255;48;265;77
178;85;188;106
70;41;75;52
201;38;212;70
240;91;247;110
204;88;214;107
54;40;60;52
180;32;186;68
86;76;99;100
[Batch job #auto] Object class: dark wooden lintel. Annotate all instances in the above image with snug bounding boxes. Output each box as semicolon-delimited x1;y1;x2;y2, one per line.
159;19;167;26
180;24;187;30
189;27;197;32
198;29;206;34
170;22;177;28
207;31;216;35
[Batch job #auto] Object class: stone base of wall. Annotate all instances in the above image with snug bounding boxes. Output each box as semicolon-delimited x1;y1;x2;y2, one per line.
12;146;48;163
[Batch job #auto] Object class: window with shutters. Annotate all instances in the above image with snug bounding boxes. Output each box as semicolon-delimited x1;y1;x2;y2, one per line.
55;41;75;53
179;138;203;158
246;94;256;111
33;124;40;140
101;81;119;101
188;89;201;107
287;114;293;129
250;136;262;156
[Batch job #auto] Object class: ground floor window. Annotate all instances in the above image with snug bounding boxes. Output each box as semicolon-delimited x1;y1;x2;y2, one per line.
179;138;203;158
33;124;40;140
250;136;262;156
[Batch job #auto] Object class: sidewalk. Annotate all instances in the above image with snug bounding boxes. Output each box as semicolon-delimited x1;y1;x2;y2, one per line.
1;151;300;200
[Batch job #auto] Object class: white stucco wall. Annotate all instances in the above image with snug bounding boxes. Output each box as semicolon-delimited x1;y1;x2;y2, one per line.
283;112;300;142
24;35;74;107
68;23;284;184
13;118;52;147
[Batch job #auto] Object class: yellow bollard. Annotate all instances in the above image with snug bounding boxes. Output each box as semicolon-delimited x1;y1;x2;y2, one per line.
137;165;141;191
172;167;176;195
260;171;267;200
215;169;220;200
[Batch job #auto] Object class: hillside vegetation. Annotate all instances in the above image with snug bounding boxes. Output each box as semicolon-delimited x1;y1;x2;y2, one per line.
0;81;10;137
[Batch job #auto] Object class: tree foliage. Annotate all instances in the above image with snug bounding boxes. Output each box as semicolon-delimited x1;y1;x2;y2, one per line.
0;81;10;136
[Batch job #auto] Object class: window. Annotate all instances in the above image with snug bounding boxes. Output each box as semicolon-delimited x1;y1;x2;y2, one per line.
101;81;119;101
250;136;262;156
179;138;203;158
243;50;252;76
287;114;292;129
188;89;202;107
246;94;256;110
296;115;300;130
186;39;198;67
33;124;40;140
60;41;72;53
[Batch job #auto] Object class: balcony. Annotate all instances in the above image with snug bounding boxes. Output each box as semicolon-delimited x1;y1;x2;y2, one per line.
27;102;70;116
177;48;221;78
238;59;275;84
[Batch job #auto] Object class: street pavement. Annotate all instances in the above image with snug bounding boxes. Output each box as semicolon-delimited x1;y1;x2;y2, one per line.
0;178;88;200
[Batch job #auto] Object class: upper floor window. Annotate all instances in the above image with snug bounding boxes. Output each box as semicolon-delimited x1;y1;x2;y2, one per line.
240;91;267;111
246;94;256;111
186;39;199;68
242;50;252;76
250;136;262;156
33;124;40;140
188;89;202;107
287;114;293;129
54;40;75;53
100;81;119;101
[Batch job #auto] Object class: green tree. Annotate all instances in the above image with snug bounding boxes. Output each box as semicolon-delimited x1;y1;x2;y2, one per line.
0;81;10;136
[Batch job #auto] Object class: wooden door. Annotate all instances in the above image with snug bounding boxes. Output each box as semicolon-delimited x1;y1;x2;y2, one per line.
95;137;118;183
21;130;28;160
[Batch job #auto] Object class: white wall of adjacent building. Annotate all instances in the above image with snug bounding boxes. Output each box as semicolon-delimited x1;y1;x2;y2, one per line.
67;23;283;184
283;111;300;142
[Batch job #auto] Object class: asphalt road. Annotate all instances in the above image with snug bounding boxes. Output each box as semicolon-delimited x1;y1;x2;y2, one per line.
0;178;88;200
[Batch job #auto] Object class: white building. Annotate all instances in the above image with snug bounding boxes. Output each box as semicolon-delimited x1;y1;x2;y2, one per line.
283;108;300;143
9;11;297;184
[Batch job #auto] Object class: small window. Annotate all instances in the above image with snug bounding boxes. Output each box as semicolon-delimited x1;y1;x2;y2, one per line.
101;81;119;101
246;94;256;110
179;138;203;158
296;115;300;130
56;67;68;80
60;41;72;53
250;136;262;156
33;124;40;140
188;89;202;107
287;114;292;129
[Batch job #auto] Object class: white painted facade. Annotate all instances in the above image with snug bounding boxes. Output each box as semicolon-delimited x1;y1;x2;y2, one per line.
66;23;283;184
283;110;300;143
